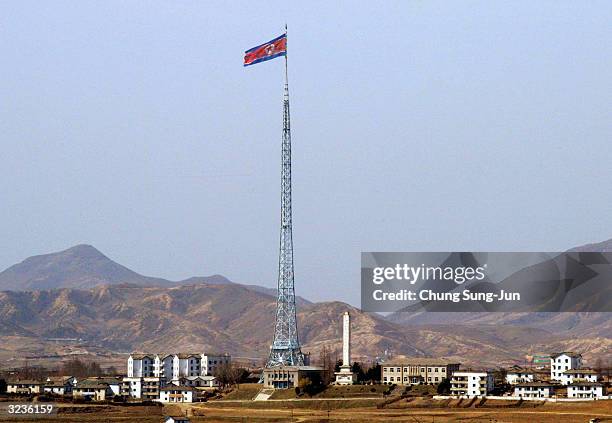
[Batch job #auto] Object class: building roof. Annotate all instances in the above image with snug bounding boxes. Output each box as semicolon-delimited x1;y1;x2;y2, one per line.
8;380;42;385
182;376;216;381
562;369;598;375
177;353;200;359
130;353;155;360
568;382;603;387
507;369;535;375
161;385;194;392
384;358;460;366
75;380;110;389
550;352;582;359
263;366;324;372
516;382;556;387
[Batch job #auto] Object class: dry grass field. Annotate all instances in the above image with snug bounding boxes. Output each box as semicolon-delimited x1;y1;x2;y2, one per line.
0;397;609;422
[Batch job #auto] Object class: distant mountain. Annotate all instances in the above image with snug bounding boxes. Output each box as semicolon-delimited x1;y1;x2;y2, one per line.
0;245;168;291
0;245;311;305
569;238;612;252
387;238;612;340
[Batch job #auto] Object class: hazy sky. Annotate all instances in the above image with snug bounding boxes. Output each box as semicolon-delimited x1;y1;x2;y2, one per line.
1;1;611;306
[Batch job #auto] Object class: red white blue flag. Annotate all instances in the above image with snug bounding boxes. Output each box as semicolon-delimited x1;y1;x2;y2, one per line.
244;34;287;67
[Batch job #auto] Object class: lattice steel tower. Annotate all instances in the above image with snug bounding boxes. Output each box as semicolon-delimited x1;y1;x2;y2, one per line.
265;28;305;368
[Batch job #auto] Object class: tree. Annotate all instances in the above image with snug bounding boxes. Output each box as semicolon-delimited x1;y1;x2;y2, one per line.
351;362;366;382
364;363;381;383
214;362;242;388
317;345;337;385
437;378;451;394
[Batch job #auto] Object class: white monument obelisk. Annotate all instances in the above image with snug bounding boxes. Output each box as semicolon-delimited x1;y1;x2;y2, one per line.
335;311;356;385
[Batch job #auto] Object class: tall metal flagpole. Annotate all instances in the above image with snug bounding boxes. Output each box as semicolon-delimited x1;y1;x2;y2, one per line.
265;24;305;369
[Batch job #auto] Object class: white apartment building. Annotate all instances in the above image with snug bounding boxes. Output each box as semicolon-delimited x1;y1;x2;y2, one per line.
201;353;231;376
514;382;555;398
128;354;155;377
121;377;142;398
450;371;494;397
129;352;231;382
159;385;194;403
505;367;535;385
156;354;175;380
550;352;582;382
567;382;604;399
560;369;598;386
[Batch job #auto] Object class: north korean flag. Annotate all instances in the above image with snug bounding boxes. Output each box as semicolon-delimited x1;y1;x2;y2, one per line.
244;34;287;67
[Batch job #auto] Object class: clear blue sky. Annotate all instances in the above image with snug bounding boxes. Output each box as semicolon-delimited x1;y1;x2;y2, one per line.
1;1;611;306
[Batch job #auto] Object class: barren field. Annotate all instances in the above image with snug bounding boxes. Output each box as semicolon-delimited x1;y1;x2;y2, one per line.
0;400;609;422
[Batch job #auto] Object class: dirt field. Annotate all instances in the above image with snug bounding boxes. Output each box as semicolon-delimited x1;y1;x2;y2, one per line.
0;399;609;422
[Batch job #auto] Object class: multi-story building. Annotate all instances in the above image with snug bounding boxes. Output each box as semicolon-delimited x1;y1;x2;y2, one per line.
155;354;176;380
514;382;556;398
121;377;142;399
201;353;231;376
128;354;155;377
177;354;201;378
262;366;324;389
142;377;165;401
450;371;494;397
381;359;460;385
128;352;232;381
550;352;582;382
567;382;604;399
560;369;598;386
505;366;535;385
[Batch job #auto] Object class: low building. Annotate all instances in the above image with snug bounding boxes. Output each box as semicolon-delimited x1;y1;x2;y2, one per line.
179;375;219;388
450;371;494;397
505;367;535;385
43;380;73;395
262;366;324;389
514;382;556;398
6;380;42;395
567;382;604;399
73;380;113;401
550;352;582;382
159;386;194;403
163;416;190;423
382;359;461;385
560;369;598;386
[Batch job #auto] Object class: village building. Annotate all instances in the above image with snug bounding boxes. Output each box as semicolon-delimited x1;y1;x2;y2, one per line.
129;352;231;382
560;369;598;385
43;377;75;396
450;371;494;397
163;416;190;423
159;385;195;403
179;375;219;388
262;366;324;389
514;382;556;398
567;382;604;399
72;380;113;401
505;366;535;385
382;359;460;385
6;380;42;395
550;352;582;382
